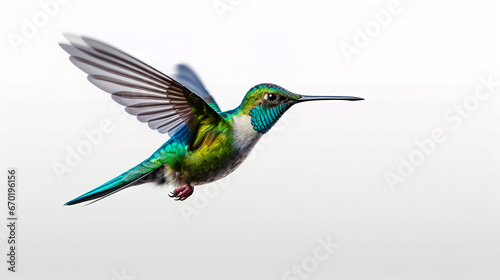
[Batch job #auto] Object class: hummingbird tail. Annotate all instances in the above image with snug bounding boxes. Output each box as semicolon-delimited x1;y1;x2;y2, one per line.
64;163;162;206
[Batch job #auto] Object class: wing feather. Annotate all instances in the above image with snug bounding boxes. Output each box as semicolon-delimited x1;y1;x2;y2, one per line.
60;34;223;142
172;64;222;113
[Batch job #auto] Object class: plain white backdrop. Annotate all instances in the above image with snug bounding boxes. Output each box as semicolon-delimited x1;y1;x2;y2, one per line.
1;0;500;279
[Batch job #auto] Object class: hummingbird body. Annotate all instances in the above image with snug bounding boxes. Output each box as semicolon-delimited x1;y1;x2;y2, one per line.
61;35;363;205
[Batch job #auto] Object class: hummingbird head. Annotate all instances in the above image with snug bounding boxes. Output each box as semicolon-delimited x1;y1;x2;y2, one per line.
238;83;364;134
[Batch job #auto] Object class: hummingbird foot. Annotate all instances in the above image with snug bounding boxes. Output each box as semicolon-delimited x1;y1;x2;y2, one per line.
169;184;194;201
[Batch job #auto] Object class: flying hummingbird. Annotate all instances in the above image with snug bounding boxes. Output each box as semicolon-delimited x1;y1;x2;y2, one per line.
60;34;363;205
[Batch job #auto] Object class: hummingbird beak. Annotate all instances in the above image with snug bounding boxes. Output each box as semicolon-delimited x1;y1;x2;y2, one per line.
296;95;364;102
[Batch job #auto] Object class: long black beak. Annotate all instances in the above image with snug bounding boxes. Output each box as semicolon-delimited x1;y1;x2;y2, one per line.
297;95;364;102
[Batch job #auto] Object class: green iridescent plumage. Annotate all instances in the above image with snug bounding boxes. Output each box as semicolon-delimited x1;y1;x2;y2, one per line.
60;35;363;205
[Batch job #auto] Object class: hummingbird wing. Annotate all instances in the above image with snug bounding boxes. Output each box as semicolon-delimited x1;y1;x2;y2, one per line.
172;64;222;113
59;34;222;139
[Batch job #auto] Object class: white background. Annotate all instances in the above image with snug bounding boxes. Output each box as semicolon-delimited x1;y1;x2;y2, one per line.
1;0;500;279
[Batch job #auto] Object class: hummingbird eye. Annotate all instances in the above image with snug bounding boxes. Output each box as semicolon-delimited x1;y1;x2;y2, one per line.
265;92;279;103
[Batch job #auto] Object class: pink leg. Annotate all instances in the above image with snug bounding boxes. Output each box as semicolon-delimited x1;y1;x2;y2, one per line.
169;184;194;201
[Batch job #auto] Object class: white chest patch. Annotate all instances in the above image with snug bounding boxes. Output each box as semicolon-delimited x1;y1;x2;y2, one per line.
231;115;261;156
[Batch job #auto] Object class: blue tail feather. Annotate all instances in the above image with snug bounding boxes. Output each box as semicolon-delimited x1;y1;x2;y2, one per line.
64;131;183;206
64;165;157;206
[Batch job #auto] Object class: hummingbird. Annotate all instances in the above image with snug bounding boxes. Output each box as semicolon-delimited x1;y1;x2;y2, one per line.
60;34;363;205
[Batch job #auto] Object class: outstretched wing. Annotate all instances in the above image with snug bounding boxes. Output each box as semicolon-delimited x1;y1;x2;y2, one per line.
172;64;222;113
59;34;222;140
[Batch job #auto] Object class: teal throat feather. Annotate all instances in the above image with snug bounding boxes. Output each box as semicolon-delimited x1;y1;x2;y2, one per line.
249;103;289;134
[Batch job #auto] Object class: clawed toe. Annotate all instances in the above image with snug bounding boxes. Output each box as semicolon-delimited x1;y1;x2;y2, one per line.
169;185;194;201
